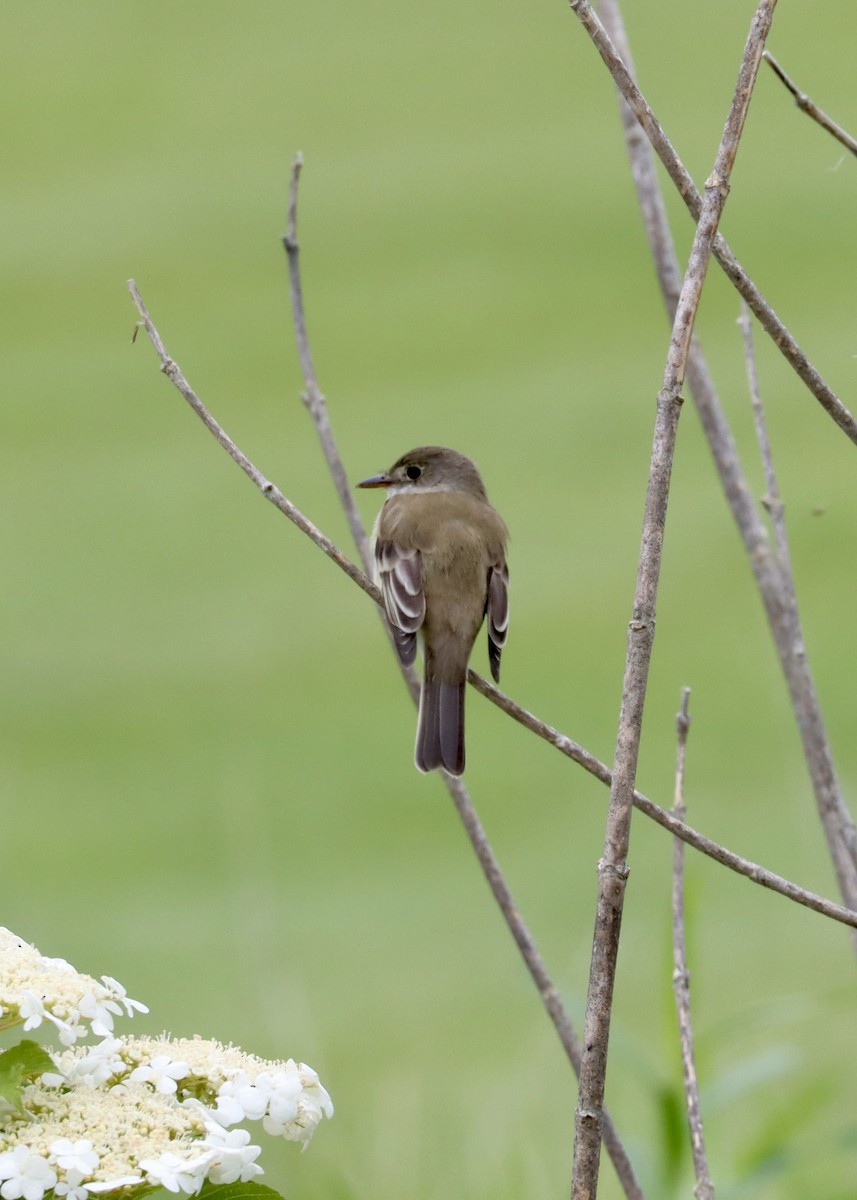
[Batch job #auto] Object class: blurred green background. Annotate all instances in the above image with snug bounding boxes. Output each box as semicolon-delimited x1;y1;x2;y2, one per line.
3;2;856;1197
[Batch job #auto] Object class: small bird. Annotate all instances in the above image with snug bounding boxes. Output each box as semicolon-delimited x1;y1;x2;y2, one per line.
358;446;509;776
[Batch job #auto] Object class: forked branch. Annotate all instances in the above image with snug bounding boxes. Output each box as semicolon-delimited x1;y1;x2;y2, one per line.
567;0;857;446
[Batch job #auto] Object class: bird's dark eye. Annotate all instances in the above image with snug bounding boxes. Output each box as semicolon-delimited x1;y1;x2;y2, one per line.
406;465;422;480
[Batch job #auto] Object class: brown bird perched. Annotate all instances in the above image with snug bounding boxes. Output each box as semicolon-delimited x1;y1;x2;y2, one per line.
358;446;509;776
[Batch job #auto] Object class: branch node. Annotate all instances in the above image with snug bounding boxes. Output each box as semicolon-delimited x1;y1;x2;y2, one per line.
672;965;690;989
703;168;729;195
763;50;857;157
628;617;652;633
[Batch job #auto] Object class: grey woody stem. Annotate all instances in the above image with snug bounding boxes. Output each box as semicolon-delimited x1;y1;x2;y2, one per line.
671;691;715;1200
282;153;375;578
128;280;374;602
570;5;778;1197
763;51;857;157
739;301;792;573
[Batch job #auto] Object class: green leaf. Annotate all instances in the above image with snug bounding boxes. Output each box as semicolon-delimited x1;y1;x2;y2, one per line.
0;1060;26;1112
1;1040;55;1078
139;1185;286;1200
198;1183;287;1200
0;1039;56;1112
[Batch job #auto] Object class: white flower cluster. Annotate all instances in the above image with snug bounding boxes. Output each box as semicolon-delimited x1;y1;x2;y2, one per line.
0;929;147;1048
0;932;333;1200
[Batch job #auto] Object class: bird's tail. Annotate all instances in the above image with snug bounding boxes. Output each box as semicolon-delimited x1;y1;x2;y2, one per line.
415;676;465;776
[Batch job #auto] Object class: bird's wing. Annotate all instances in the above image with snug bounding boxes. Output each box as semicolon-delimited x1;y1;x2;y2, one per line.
486;559;509;684
375;538;426;668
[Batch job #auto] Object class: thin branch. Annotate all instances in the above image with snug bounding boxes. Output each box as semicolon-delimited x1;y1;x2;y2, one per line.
571;7;777;1196
127;280;857;939
282;153;375;576
282;158;420;706
764;51;857;157
592;0;857;919
739;300;792;574
671;691;715;1200
732;310;857;925
128;280;375;603
567;1;857;447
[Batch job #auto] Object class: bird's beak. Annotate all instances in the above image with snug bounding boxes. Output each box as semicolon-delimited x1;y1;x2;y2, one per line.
357;471;392;489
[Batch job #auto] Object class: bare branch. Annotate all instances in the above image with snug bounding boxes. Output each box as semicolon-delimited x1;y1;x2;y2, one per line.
282;154;375;576
567;1;857;446
671;691;715;1200
571;7;778;1195
281;158;420;707
739;301;791;573
673;689;692;811
764;51;857;157
593;0;857;922
128;279;375;603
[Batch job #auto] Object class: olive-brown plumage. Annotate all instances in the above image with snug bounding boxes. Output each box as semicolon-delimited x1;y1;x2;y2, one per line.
358;446;509;775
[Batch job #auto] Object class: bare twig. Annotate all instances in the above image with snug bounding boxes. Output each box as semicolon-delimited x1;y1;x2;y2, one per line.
739;301;791;573
764;51;857;157
567;1;857;446
570;7;777;1195
282;157;420;706
671;690;715;1200
282;153;375;575
673;691;692;814
128;281;375;602
592;0;857;920
127;281;857;938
